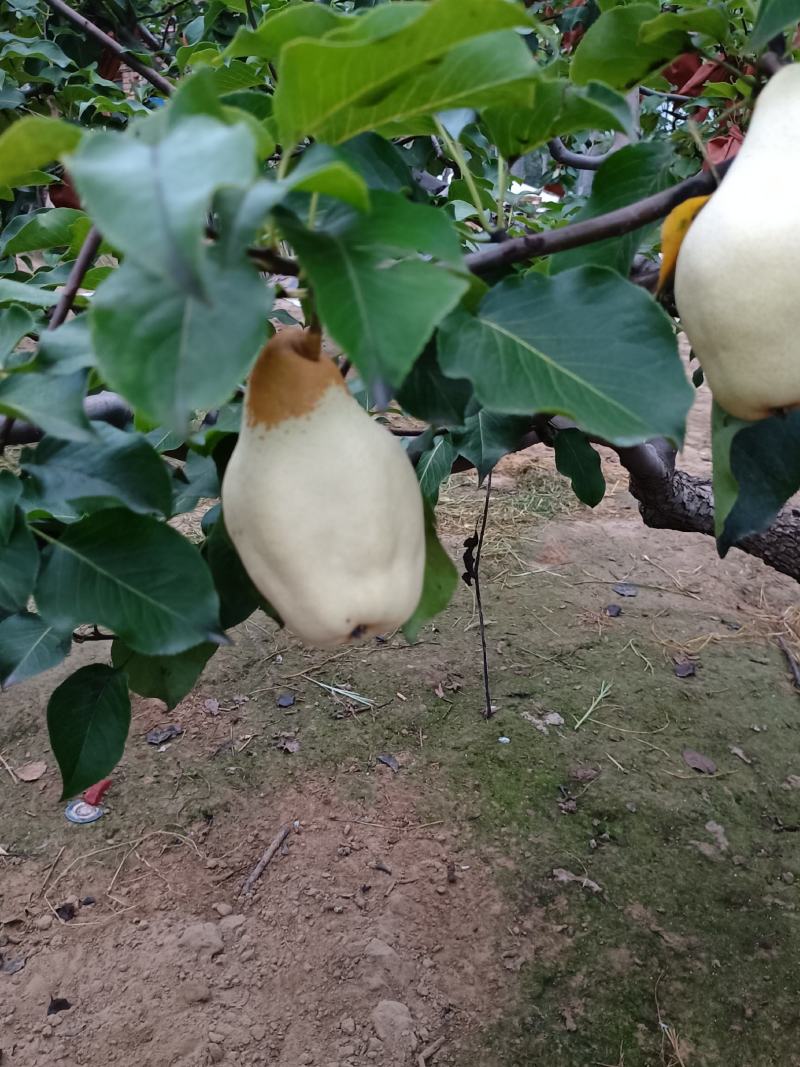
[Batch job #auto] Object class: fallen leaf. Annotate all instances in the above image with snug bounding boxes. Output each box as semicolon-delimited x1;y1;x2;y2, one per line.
730;745;752;765
552;867;603;894
376;753;400;773
276;692;295;709
569;765;600;783
15;760;47;782
204;698;220;715
47;997;71;1015
682;748;717;775
604;604;622;617
612;582;638;598
783;774;800;790
674;658;696;678
55;902;76;922
0;954;25;975
146;724;183;745
273;734;300;754
705;820;729;851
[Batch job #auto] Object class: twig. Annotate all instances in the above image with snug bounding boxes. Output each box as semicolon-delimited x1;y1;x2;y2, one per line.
42;0;174;96
35;845;65;900
418;1036;446;1066
548;137;613;171
470;472;494;719
573;681;612;730
240;823;291;896
0;753;19;784
465;158;734;275
777;636;800;690
606;753;627;773
48;226;103;331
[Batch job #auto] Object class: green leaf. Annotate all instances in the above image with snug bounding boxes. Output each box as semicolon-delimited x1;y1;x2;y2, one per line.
0;208;86;256
437;268;691;446
278;198;467;386
22;423;173;519
451;410;532;482
416;434;455;504
68;116;257;292
224;3;348;61
0;469;22;543
286;145;370;211
571;4;686;89
0;508;39;613
553;427;606;506
35;316;97;374
750;0;800;48
90;250;271;431
274;0;531;146
336;133;414;193
717;410;800;556
550;142;675;275
710;400;746;540
639;7;728;45
0;278;61;307
205;509;279;629
0;611;71;687
0;33;73;68
0;304;35;367
111;639;216;709
172;450;220;514
35;509;223;655
47;664;131;800
0;116;82;188
396;341;473;430
0;368;93;441
402;500;457;642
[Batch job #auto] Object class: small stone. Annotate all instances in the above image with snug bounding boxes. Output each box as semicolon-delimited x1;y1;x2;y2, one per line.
371;1000;417;1054
208;1031;224;1044
177;923;224;959
208;1044;224;1063
783;871;795;885
219;914;247;934
213;902;233;918
340;1017;356;1036
339;1044;356;1056
180;979;210;1005
299;1054;314;1065
435;886;446;895
34;915;53;931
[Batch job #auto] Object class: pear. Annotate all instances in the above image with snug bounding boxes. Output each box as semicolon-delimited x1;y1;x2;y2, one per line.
674;64;800;421
221;327;426;648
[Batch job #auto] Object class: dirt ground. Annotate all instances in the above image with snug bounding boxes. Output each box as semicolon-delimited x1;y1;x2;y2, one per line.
3;380;800;1067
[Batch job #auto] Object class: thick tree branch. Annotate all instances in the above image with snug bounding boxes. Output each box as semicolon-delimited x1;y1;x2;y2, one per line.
547;138;612;171
465;158;734;275
0;392;132;445
43;0;173;95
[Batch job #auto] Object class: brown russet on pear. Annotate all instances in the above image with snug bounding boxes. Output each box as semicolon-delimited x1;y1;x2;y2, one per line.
675;64;800;421
221;327;426;648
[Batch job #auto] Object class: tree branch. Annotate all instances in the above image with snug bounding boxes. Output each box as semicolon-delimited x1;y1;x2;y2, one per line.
547;137;613;171
48;225;103;331
42;0;174;96
0;392;132;445
465;157;734;275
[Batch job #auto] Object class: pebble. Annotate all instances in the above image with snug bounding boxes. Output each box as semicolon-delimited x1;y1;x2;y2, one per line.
213;902;233;918
783;871;795;884
180;979;210;1005
299;1054;314;1065
340;1017;355;1036
34;915;53;931
207;1044;224;1063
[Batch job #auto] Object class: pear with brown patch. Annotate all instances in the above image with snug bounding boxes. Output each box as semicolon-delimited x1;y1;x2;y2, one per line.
221;327;426;647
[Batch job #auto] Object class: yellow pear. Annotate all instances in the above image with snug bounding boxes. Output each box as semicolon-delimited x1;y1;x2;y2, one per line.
674;64;800;421
221;327;426;648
